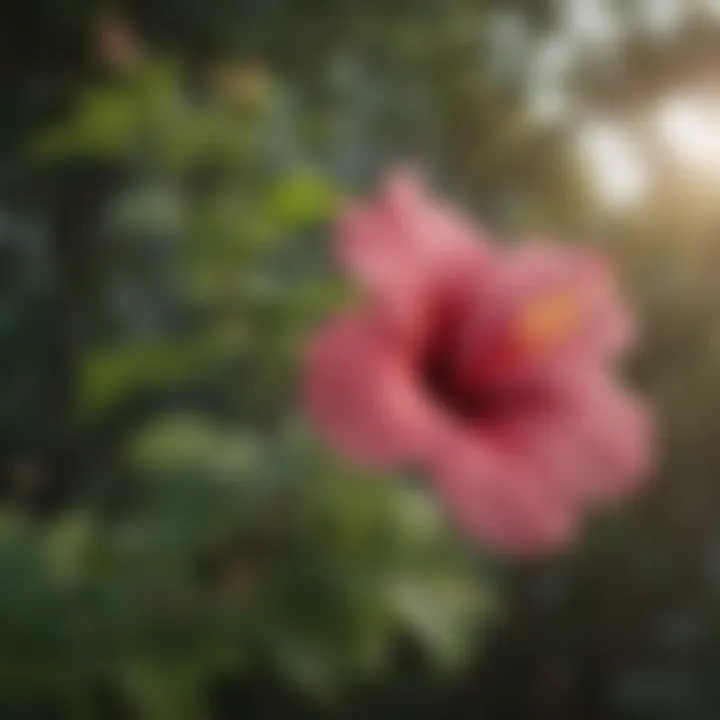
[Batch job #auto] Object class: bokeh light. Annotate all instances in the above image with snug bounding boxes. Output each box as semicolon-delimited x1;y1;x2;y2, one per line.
655;94;720;170
577;120;649;210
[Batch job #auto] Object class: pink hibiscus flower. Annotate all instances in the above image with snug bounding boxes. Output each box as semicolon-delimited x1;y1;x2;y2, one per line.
304;171;654;556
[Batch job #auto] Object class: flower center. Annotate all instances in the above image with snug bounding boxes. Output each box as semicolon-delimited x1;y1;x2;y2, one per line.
515;291;579;355
420;290;579;424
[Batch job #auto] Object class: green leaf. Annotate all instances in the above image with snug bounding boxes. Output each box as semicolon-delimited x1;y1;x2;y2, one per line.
119;660;209;720
79;330;242;419
388;574;492;669
264;170;337;229
127;413;258;481
42;513;97;586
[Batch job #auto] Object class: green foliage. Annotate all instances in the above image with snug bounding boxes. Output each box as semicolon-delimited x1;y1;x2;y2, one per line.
0;422;491;717
80;330;241;419
0;43;492;718
32;60;274;173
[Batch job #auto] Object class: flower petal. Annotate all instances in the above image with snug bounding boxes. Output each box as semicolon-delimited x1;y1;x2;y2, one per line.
499;373;655;508
431;433;578;556
429;369;653;555
505;242;635;363
454;241;636;391
336;171;489;340
564;377;655;503
303;311;443;468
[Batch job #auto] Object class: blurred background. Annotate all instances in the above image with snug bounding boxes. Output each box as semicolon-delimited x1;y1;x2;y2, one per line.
1;0;720;717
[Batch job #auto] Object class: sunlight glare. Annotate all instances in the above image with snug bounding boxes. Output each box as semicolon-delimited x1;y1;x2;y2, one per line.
577;121;649;210
706;0;720;19
655;95;720;169
638;0;683;36
561;0;620;48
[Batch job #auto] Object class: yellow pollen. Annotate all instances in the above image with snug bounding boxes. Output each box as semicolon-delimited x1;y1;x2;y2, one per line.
515;292;579;353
